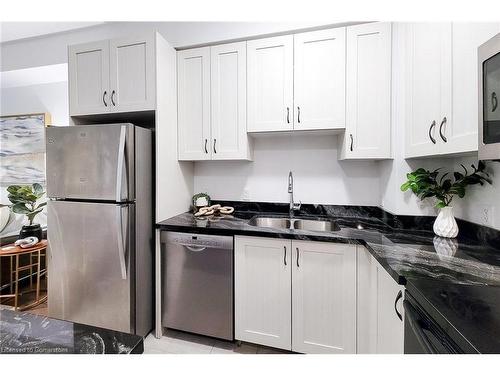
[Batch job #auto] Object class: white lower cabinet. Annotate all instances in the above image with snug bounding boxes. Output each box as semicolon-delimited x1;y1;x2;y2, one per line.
235;236;357;353
292;240;357;354
234;236;292;350
357;246;404;354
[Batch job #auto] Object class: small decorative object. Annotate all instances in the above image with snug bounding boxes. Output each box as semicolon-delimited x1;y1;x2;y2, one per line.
193;204;235;217
192;192;211;212
401;161;492;238
7;183;46;240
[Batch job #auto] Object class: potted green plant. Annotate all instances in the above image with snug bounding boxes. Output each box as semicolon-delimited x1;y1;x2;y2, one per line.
401;161;492;238
7;183;46;240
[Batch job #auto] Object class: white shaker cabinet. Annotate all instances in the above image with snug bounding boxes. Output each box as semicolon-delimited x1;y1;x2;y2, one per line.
235;236;357;354
109;35;156;113
69;36;155;116
69;40;111;116
210;42;252;160
357;247;404;354
177;47;211;160
405;22;452;158
292;241;357;354
177;43;252;161
294;28;346;131
234;236;292;350
405;22;500;158
446;23;500;154
247;35;294;132
340;22;392;159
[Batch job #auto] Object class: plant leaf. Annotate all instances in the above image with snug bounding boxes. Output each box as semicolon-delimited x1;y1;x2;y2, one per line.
11;202;31;215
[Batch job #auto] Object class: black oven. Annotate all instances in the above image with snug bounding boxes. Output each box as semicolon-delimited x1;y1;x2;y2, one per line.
404;292;462;354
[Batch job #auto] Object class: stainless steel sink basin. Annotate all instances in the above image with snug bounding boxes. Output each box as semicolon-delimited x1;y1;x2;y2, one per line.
293;219;340;232
247;216;292;230
248;216;340;232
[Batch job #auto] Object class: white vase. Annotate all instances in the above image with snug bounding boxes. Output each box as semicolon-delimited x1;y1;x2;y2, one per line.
433;206;459;238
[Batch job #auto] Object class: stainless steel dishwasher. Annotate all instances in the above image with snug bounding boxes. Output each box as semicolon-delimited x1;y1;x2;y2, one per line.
161;231;234;340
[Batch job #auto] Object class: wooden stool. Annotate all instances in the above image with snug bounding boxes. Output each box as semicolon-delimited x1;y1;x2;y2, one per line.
0;240;47;311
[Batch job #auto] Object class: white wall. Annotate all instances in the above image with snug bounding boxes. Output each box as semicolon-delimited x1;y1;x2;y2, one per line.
194;133;380;206
0;81;68;126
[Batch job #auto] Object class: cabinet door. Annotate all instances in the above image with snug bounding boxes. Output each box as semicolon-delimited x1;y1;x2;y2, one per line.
294;28;346;131
235;236;292;350
109;35;156;112
445;23;500;154
405;23;452;158
210;42;251;160
247;35;294;132
68;40;110;116
177;47;211;160
342;22;392;159
357;247;404;354
292;241;356;354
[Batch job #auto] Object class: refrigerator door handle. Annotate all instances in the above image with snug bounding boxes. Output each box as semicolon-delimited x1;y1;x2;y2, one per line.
116;205;128;280
115;125;127;202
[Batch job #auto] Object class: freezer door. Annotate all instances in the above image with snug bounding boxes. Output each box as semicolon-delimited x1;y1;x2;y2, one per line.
46;124;135;201
47;200;134;333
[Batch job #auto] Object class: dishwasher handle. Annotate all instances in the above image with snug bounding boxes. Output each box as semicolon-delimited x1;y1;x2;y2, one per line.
183;245;207;252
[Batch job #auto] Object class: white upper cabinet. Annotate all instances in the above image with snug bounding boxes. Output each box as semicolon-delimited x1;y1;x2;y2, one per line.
357;247;404;354
177;47;211;160
177;43;252;161
340;22;392;159
447;23;500;154
247;35;294;132
292;241;357;354
109;35;156;112
405;22;452;158
235;236;292;350
210;42;251;160
405;22;500;158
69;40;110;116
69;36;155;116
294;28;346;131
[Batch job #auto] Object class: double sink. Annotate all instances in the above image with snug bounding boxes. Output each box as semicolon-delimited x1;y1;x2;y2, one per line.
248;216;340;232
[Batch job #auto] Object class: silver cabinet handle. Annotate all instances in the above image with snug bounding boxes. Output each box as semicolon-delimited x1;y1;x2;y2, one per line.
204;139;208;154
296;247;300;268
297;106;301;123
213;139;217;154
439;117;447;143
111;90;116;106
103;91;108;107
428;120;436;144
116;205;127;280
394;290;403;321
284;246;287;266
492;92;498;112
286;107;290;124
115;125;127;202
350;134;354;152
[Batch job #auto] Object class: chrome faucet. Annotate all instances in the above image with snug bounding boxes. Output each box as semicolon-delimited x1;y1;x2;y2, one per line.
288;171;301;217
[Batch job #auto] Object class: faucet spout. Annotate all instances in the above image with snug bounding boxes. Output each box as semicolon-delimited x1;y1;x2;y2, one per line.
288;171;301;217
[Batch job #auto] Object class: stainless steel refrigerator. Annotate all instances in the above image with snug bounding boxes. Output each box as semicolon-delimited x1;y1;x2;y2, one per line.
46;123;152;337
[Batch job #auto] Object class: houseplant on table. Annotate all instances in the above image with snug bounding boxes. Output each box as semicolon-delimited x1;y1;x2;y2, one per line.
400;161;492;238
7;183;46;240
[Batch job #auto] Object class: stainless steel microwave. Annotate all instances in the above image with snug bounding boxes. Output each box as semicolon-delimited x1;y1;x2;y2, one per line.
479;33;500;160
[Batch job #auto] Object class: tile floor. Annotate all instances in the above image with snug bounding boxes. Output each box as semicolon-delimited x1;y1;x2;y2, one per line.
143;329;292;354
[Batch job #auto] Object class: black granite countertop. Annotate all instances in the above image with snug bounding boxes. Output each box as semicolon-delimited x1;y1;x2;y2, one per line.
406;278;500;353
0;307;143;354
157;201;500;287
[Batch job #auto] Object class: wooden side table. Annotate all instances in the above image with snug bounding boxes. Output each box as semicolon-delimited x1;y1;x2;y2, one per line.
0;240;47;311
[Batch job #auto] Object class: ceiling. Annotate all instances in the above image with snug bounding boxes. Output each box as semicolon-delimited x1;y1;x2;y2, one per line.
0;22;105;43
